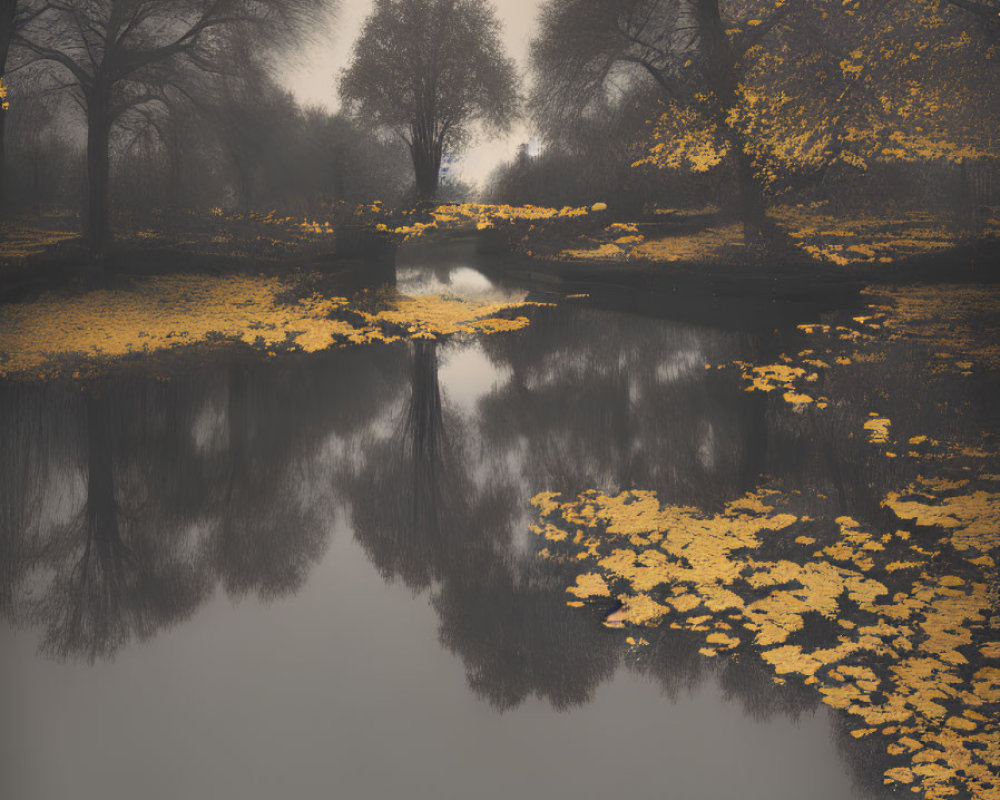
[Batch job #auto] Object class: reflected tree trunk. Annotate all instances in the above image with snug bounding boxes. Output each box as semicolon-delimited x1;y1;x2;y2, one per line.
227;362;250;479
45;387;136;662
32;381;213;661
0;384;41;617
607;366;634;491
345;341;453;590
407;339;445;540
213;361;328;599
736;389;768;493
77;388;132;651
86;388;122;553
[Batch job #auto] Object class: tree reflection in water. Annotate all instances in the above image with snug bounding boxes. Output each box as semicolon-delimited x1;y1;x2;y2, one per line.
347;340;454;589
1;285;995;799
345;338;621;710
477;306;770;508
0;383;43;618
16;380;210;662
346;339;525;599
0;346;408;661
208;361;327;599
0;310;817;697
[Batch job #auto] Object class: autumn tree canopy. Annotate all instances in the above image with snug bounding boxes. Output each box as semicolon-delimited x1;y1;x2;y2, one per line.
531;0;799;243
630;1;999;181
340;0;519;201
531;0;999;244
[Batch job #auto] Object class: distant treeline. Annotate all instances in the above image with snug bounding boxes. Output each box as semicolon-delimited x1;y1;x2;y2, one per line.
1;0;999;246
3;70;413;219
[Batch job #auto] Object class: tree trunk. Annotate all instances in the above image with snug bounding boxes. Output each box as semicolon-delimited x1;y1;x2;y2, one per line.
235;163;252;213
165;128;183;212
0;0;15;213
410;131;443;202
0;111;6;214
85;82;112;258
730;136;767;247
695;0;769;247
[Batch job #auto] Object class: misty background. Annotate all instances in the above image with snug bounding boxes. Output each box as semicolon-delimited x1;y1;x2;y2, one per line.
281;0;541;187
0;0;996;257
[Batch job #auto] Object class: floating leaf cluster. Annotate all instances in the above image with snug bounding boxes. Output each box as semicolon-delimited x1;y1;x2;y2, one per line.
532;480;999;799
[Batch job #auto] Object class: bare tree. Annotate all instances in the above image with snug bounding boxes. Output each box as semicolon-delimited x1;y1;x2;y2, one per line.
13;0;326;257
340;0;518;201
0;0;42;205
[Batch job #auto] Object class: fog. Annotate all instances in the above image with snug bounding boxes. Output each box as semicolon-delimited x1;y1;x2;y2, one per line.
280;0;543;188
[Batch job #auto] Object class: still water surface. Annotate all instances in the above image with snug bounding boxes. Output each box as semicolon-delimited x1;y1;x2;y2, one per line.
3;252;993;800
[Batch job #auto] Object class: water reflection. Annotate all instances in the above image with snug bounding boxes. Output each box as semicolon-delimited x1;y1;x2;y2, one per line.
2;263;996;799
209;361;326;599
0;345;409;661
477;306;769;507
1;380;207;662
397;242;526;303
2;301;782;671
347;339;465;589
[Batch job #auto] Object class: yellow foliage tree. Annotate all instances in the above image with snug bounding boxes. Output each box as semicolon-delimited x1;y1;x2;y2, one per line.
634;1;999;208
533;0;999;245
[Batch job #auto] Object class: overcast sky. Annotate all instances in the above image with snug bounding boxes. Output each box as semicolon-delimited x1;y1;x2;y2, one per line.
279;0;545;190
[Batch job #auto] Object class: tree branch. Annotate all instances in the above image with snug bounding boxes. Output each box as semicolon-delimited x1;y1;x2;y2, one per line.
12;32;90;85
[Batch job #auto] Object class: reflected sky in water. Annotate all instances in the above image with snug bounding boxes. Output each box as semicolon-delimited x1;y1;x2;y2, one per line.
396;243;528;304
1;521;864;800
5;256;992;800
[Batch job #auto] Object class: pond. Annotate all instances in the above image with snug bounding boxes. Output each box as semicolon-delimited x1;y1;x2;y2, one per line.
1;249;998;800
